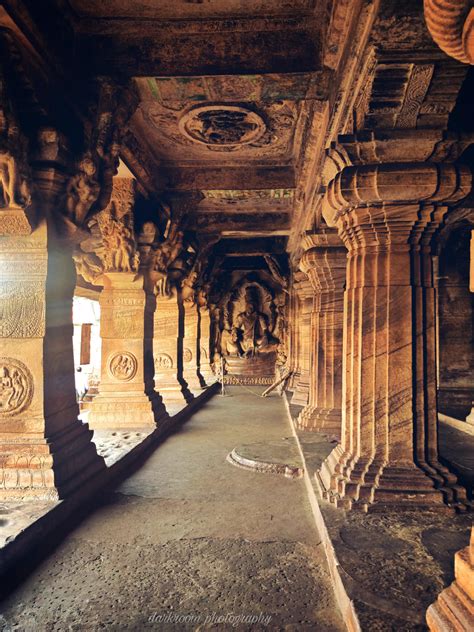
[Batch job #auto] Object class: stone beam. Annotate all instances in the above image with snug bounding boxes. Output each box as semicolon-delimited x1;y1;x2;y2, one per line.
162;167;295;191
189;213;290;234
74;17;320;76
213;237;287;256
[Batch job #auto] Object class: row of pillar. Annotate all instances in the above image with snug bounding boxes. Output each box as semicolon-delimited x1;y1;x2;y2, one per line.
287;130;472;513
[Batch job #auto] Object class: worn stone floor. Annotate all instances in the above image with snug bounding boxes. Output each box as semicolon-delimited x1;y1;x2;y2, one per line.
0;387;344;632
287;402;473;632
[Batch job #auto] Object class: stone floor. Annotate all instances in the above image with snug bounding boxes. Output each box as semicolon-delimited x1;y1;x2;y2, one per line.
0;387;344;631
287;402;473;632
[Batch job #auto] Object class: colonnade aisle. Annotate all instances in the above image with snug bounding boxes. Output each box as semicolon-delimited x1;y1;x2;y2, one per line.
0;388;344;631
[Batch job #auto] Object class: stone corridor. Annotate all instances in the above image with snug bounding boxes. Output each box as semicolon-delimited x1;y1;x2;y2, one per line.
0;388;344;631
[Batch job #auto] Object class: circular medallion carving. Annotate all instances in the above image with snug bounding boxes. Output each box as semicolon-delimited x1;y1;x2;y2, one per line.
179;105;266;147
183;348;193;363
155;353;173;369
108;352;138;382
0;358;33;417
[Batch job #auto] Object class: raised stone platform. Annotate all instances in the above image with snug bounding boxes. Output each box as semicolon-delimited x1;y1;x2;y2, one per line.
227;438;303;478
224;352;276;385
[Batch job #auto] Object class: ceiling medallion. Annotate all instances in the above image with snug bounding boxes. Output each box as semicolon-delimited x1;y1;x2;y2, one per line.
179;104;266;148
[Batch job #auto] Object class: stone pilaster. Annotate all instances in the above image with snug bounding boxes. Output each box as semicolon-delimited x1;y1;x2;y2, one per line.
427;527;474;631
0;216;105;499
182;299;205;394
154;291;193;409
87;271;166;428
297;232;346;438
317;131;472;511
290;275;313;407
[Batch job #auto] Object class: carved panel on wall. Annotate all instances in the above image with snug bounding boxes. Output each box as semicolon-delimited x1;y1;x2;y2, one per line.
101;308;142;339
0;358;33;417
0;281;45;337
155;353;173;369
107;352;138;381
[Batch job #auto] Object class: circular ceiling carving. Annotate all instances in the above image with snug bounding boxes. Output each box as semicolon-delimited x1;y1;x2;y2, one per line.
179;104;266;147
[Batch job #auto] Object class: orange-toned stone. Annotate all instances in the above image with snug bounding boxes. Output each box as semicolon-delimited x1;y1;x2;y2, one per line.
427;527;474;631
297;232;346;438
0;220;105;499
87;272;166;429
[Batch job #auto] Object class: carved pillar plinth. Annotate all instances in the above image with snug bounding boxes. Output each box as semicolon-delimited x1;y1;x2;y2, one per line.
291;277;313;407
198;304;215;385
88;272;165;429
297;235;346;438
427;527;474;631
0;221;105;499
154;293;193;408
182;300;205;394
317;150;471;511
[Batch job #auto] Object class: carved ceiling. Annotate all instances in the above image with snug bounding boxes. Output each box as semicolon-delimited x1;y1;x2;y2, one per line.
3;0;471;278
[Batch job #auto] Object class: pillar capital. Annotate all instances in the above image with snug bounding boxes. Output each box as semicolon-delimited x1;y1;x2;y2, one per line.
322;162;472;228
424;0;474;64
299;233;346;296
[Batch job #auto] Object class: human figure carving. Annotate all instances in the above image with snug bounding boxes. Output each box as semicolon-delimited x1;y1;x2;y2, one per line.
66;154;100;226
232;294;271;357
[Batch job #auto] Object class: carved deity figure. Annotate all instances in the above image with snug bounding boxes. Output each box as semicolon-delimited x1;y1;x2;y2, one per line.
0;366;27;413
65;154;100;226
0;151;19;207
232;295;271;357
99;214;138;273
149;221;184;297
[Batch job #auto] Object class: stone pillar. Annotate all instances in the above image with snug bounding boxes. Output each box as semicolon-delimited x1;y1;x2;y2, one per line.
182;299;204;394
291;276;313;407
427;527;474;631
424;0;474;64
297;233;346;438
317;134;471;511
0;217;105;499
154;291;193;409
197;298;215;385
88;271;165;428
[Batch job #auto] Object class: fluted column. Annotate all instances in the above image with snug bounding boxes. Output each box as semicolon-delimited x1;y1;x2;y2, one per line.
427;527;473;631
317;132;472;511
290;275;313;407
297;233;346;438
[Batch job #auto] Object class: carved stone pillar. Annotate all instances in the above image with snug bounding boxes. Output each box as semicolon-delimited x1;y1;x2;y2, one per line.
0;221;104;499
86;178;166;428
197;296;215;385
297;233;346;437
317;132;472;510
87;271;165;428
291;276;313;407
427;527;473;631
154;291;193;409
182;299;204;394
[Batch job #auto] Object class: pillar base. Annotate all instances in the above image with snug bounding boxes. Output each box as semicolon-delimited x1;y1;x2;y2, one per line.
316;444;469;512
426;528;473;631
155;370;194;408
291;382;310;407
0;421;105;501
296;406;341;437
87;390;166;430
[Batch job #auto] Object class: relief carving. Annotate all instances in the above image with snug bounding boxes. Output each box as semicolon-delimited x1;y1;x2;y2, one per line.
0;358;33;417
183;348;193;363
0;281;45;338
139;218;184;297
108;352;138;381
155;353;173;369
